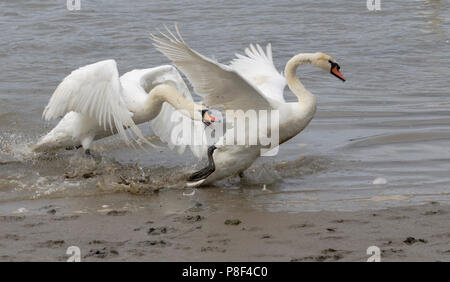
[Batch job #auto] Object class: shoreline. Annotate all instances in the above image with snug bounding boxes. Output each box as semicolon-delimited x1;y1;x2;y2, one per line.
1;195;448;261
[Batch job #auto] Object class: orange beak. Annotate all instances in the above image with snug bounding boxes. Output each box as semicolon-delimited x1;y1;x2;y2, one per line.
204;111;216;123
331;65;346;82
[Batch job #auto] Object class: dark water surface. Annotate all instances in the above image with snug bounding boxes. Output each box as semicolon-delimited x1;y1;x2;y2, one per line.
0;0;449;212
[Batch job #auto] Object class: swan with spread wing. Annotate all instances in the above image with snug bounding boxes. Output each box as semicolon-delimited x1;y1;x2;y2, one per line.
151;26;345;187
32;61;215;156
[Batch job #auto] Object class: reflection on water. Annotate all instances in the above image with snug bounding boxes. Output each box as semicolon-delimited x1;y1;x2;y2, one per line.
0;0;449;212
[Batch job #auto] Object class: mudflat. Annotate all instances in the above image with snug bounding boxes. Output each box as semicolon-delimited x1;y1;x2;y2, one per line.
1;193;448;262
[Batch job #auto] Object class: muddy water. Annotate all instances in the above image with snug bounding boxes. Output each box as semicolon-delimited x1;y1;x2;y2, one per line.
0;0;449;213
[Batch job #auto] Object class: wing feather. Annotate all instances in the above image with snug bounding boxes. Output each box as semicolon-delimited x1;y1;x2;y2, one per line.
43;59;151;146
150;26;274;111
230;43;286;102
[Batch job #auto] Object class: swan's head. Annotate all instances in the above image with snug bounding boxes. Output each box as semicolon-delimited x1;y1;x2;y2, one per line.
201;109;216;126
312;52;346;82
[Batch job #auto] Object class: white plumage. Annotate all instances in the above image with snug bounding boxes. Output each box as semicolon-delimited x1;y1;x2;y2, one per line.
42;60;146;146
34;62;207;158
230;43;286;102
151;27;275;112
151;25;344;186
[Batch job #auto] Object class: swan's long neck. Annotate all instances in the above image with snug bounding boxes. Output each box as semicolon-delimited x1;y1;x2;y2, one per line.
284;53;317;107
146;84;204;121
278;54;318;144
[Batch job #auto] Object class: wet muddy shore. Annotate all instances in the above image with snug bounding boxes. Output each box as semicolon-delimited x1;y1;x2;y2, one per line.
1;193;448;262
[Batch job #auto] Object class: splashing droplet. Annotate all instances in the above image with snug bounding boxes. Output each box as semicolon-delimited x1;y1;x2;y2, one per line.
372;177;387;185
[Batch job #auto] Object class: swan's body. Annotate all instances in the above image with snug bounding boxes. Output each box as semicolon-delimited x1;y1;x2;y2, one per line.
151;26;345;186
33;61;210;157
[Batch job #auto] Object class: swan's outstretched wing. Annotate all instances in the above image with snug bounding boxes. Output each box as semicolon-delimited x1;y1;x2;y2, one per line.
43;59;150;146
151;26;274;111
230;43;286;102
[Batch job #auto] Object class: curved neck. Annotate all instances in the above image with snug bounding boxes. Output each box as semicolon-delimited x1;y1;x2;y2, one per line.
148;84;204;121
284;53;316;106
276;54;318;145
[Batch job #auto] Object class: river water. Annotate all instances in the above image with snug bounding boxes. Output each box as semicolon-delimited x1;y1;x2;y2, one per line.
0;0;449;213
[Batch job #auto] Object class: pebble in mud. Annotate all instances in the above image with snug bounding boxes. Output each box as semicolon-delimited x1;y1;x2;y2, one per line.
291;249;351;262
321;248;337;254
188;202;205;212
88;240;106;245
82;172;96;179
403;237;428;245
423;210;445;216
147;226;176;235
148;227;166;235
106;210;129;216
174;215;204;224
206;238;231;245
381;248;405;258
52;215;80;221
224;219;241;225
84;247;119;259
137;240;170;247
47;209;57;215
382;240;393;246
288;223;314;229
201;246;226;253
291;254;342;262
34;240;65;248
39;205;55;210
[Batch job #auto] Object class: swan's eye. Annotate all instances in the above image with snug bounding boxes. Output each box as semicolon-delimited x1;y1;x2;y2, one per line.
201;109;216;125
328;60;340;70
329;60;345;82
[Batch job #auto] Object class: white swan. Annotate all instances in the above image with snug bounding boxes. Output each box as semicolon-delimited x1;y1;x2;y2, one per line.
151;26;345;186
32;61;215;156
